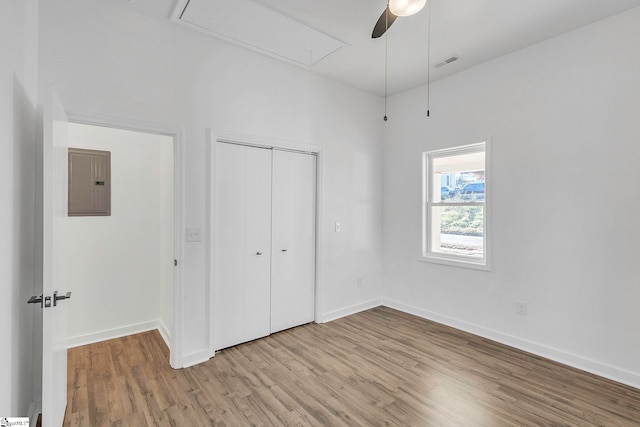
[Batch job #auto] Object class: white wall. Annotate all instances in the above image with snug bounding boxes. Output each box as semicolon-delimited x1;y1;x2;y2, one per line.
66;123;174;347
312;77;385;321
0;0;39;418
39;0;383;363
382;7;640;387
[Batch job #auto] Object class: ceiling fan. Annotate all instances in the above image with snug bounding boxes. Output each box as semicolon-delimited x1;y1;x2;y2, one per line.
372;0;427;38
372;0;431;121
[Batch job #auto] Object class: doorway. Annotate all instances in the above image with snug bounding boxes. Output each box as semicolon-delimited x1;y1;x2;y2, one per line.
65;119;183;367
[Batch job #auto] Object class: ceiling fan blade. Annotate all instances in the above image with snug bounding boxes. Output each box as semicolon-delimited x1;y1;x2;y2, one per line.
371;6;398;38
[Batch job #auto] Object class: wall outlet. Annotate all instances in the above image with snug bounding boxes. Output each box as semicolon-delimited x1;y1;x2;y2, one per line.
357;277;363;287
335;222;342;232
516;301;527;316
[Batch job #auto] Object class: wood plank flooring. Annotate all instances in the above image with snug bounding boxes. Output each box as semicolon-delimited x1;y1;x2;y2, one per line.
64;307;640;426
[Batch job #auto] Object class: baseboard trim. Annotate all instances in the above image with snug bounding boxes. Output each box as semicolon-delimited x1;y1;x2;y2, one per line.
28;400;41;426
157;320;172;350
382;299;640;390
182;349;213;368
67;320;164;349
318;298;382;323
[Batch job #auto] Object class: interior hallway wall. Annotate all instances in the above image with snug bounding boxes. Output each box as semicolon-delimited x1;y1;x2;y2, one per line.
382;7;640;387
66;123;174;347
39;0;384;363
0;0;39;417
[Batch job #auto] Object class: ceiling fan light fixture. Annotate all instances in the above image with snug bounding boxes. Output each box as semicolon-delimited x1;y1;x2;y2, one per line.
388;0;427;17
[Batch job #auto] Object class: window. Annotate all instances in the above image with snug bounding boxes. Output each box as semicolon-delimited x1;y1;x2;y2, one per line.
422;142;489;269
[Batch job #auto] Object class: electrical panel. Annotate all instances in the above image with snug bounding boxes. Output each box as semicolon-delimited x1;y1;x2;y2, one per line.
68;148;111;216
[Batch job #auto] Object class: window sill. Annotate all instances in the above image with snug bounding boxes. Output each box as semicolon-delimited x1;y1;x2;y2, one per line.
420;254;491;271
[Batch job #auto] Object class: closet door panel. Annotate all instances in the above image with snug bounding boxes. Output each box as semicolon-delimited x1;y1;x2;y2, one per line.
243;147;273;341
214;143;246;350
214;143;272;350
271;150;316;333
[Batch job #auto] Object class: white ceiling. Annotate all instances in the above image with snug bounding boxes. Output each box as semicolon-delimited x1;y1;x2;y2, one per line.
102;0;640;96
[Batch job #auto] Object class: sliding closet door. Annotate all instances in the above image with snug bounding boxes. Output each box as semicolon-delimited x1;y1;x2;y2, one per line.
214;142;272;350
271;150;316;333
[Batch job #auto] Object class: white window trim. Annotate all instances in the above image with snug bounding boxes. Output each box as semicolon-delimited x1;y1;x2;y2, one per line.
420;140;491;271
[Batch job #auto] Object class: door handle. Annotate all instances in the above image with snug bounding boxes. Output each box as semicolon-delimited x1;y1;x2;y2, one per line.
28;295;43;307
28;295;52;308
281;249;288;252
53;291;72;307
256;252;262;256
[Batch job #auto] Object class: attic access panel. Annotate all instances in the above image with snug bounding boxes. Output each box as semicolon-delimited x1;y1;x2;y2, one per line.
177;0;344;66
68;148;111;216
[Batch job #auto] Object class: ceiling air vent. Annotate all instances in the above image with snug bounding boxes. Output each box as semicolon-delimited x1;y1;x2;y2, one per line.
434;55;459;68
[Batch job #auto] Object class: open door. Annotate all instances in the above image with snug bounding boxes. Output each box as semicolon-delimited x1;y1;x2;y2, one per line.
30;87;71;426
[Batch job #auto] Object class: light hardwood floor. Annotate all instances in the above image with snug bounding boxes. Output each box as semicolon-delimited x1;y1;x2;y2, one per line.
64;307;640;426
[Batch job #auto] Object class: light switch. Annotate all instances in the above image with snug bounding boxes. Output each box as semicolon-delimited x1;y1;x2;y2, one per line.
186;227;202;242
335;222;341;232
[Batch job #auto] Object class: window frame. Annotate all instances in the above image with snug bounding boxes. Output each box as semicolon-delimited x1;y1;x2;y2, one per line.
421;141;491;271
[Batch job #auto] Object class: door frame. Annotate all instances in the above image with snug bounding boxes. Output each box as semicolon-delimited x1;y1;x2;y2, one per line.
208;129;324;358
67;111;185;369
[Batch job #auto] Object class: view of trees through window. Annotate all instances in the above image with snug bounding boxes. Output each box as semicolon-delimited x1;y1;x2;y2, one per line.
435;171;484;257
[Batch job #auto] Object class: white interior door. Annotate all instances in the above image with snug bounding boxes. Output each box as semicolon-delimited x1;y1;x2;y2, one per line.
270;150;316;333
214;143;271;350
243;146;273;341
41;87;70;426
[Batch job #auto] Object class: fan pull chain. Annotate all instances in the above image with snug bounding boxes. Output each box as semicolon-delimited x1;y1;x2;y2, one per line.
384;8;389;121
426;0;431;117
